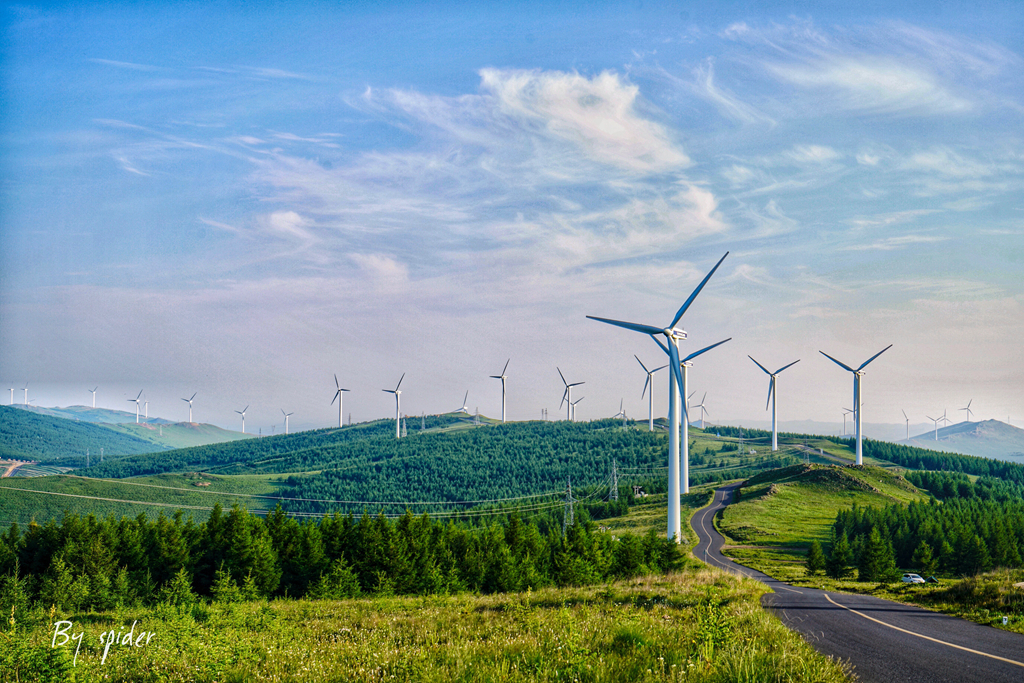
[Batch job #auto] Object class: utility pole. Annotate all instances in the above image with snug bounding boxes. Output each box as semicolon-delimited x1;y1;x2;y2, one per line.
610;459;619;501
86;450;90;468
401;417;407;438
563;478;576;535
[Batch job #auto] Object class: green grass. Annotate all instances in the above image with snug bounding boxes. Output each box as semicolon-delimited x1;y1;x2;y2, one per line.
5;569;853;682
103;422;254;450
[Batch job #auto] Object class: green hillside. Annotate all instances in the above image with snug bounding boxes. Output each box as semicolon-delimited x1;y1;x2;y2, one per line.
12;403;173;425
0;405;165;462
104;420;253;449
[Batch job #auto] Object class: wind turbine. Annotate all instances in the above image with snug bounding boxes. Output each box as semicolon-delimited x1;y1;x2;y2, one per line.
9;386;13;405
383;374;405;438
959;399;974;423
570;396;584;421
941;409;951;428
490;359;509;423
926;414;941;440
281;409;294;435
235;405;248;434
456;391;470;414
557;368;584;421
820;345;892;465
90;387;98;408
690;392;711;430
614;399;626;420
748;356;800;452
902;409;910;440
587;251;730;543
635;356;667;432
22;383;28;405
331;375;350;428
144;400;149;420
182;392;197;423
128;390;143;423
842;408;853;436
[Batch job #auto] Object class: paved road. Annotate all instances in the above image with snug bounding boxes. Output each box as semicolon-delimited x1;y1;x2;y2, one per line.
691;483;1024;683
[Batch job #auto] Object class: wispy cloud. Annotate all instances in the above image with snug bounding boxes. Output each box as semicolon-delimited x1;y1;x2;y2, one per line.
841;234;949;251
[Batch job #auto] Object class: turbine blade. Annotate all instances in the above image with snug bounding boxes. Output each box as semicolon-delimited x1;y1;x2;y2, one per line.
586;315;664;336
641;375;650;400
683;337;732;363
774;359;800;375
819;351;856;373
902;409;908;420
748;355;771;375
557;367;568;386
335;374;340;389
701;392;707;405
651;336;670;356
670;251;729;328
667;338;687;421
331;391;339;405
634;355;649;373
766;377;774;411
653;364;668;372
135;390;143;400
395;373;405;391
502;358;509;375
857;344;893;371
569;381;585;387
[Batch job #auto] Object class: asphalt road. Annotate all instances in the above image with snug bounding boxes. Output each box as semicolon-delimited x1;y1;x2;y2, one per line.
690;483;1024;683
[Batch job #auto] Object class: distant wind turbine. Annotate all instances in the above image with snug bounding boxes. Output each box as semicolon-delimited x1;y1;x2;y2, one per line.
456;391;470;414
587;251;730;543
281;409;294;435
635;356;667;432
557;368;584;421
182;392;197;423
749;356;800;452
383;374;405;439
690;392;711;430
614;399;626;420
22;383;28;406
331;375;350;428
90;387;98;408
902;409;910;440
959;399;974;422
235;405;248;434
842;408;853;436
128;390;143;423
9;386;13;405
570;396;584;422
941;409;951;427
144;400;149;420
820;345;892;465
490;359;510;423
926;414;941;441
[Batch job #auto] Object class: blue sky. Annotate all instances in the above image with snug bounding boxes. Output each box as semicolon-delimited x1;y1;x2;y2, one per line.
2;1;1022;435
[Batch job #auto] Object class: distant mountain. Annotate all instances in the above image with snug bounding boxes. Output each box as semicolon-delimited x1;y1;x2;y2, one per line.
103;421;253;450
902;419;1024;462
0;405;166;463
10;404;174;425
725;419;930;444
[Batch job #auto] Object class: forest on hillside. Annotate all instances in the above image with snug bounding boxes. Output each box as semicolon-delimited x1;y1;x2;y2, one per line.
0;405;164;461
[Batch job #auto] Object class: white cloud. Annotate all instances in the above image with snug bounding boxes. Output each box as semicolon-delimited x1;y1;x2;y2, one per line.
784;145;840;164
841;234;949;251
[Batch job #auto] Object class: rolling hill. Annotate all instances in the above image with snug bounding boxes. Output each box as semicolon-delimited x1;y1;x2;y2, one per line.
11;403;174;424
0;405;166;462
902;419;1024;462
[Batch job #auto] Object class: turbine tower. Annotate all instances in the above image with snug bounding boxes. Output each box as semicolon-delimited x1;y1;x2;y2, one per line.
22;383;28;405
587;251;730;543
90;387;98;408
959;399;974;422
182;392;196;423
235;405;248;434
128;390;143;423
570;396;584;421
490;359;509;423
9;387;14;405
820;345;892;465
926;414;941;441
748;356;800;452
557;368;584;421
282;409;294;435
635;356;667;432
902;409;910;440
383;374;405;439
331;375;350;428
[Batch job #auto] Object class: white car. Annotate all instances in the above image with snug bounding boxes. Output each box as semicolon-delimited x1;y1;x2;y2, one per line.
901;573;925;584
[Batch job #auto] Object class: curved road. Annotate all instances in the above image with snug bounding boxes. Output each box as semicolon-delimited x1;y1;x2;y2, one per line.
691;483;1024;683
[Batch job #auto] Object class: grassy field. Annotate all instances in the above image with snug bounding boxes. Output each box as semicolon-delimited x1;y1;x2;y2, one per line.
4;568;853;683
103;422;255;450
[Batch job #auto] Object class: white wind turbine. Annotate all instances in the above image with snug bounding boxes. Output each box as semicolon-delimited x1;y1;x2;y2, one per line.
820;345;892;465
941;408;951;428
960;399;974;423
571;396;584;421
9;386;14;405
635;356;667;432
383;374;405;439
456;391;470;414
281;409;294;435
235;405;248;434
614;399;626;420
926;413;941;441
90;387;98;408
22;383;28;405
331;375;350;428
182;392;197;423
128;390;143;423
144;400;149;420
902;409;910;440
842;408;853;436
557;368;584;421
490;359;510;423
748;356;800;452
690;392;711;430
587;251;730;543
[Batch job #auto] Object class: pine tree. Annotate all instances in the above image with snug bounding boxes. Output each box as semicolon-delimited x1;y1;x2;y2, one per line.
826;531;853;579
911;540;937;576
805;540;826;575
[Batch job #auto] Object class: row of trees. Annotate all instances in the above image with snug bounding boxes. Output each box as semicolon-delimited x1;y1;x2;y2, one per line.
0;502;680;614
808;472;1024;581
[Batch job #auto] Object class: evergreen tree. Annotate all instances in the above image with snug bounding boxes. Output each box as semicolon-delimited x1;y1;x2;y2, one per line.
911;540;937;576
826;531;853;579
805;540;826;575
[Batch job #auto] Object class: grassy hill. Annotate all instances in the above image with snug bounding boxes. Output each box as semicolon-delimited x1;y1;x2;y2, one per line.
904;419;1024;462
103;420;253;450
11;403;174;424
0;405;166;462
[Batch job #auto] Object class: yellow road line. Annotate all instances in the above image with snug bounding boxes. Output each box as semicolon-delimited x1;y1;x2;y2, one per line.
823;593;1024;668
